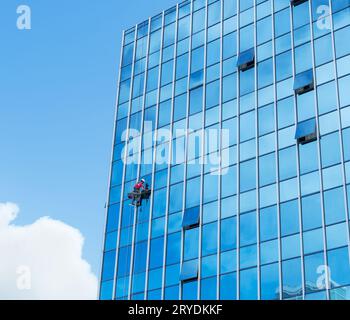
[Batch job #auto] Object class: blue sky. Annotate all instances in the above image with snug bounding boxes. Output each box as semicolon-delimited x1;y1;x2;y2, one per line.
0;0;177;276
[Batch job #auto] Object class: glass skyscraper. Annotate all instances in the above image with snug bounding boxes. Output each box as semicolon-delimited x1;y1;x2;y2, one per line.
100;0;350;300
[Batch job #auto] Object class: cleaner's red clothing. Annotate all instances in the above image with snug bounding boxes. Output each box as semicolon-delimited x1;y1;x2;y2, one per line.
134;182;144;190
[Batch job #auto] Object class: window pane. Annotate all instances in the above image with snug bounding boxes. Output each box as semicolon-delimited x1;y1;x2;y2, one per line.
321;132;341;168
222;165;237;198
324;187;346;225
299;141;319;174
260;205;278;241
282;258;302;299
257;16;272;45
100;281;114;300
206;80;220;108
261;239;279;265
186;177;200;207
277;96;294;129
302;193;323;231
295;43;312;73
202;254;217;280
327;247;350;287
166;232;181;265
344;128;350;162
280;199;299;236
193;8;205;34
153;188;167;218
149;237;164;269
258;58;273;89
165;285;179;300
190;86;203;115
184;228;198;262
300;171;320;196
240;268;258;300
240;68;255;96
297;91;315;122
303;228;324;255
240;24;254;52
261;263;280;300
314;34;333;65
326;222;348;250
304;252;325;293
282;234;301;260
240;211;257;246
106;204;120;232
169;183;183;213
182;206;200;229
117;246;131;277
221;217;237;251
275;8;290;37
204;173;219;203
191;46;204;73
102;251;116;281
240;111;256;142
182;280;198;299
208;1;221;26
259;153;276;186
202;222;218;256
259;104;275;136
221;196;237;219
180;260;198;281
240;159;256;192
165;265;179;288
221;250;237;273
319;111;340;135
279;146;297;180
293;1;310;29
207;39;221;66
335;25;350;58
223;73;237;102
295;119;317;144
134;242;148;273
223;32;237;59
276;51;293;82
220;272;237;300
201;277;217;299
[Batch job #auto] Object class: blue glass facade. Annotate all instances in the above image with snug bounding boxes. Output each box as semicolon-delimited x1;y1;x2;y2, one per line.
100;0;350;300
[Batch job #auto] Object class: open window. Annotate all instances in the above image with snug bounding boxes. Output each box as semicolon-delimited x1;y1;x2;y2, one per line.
182;206;200;230
180;260;198;282
293;69;314;95
295;118;317;144
236;48;255;72
290;0;308;6
190;70;204;89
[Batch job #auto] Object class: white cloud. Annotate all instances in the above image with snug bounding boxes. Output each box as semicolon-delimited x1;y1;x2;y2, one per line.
0;202;98;300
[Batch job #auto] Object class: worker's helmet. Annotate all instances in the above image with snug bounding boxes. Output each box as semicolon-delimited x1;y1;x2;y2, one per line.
141;178;145;183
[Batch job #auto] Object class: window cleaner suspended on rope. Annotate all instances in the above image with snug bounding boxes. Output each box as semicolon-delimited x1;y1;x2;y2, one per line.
128;178;151;207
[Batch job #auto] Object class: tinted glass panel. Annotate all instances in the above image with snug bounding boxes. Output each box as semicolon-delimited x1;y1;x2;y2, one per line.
182;206;200;229
295;118;317;139
180;260;198;281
